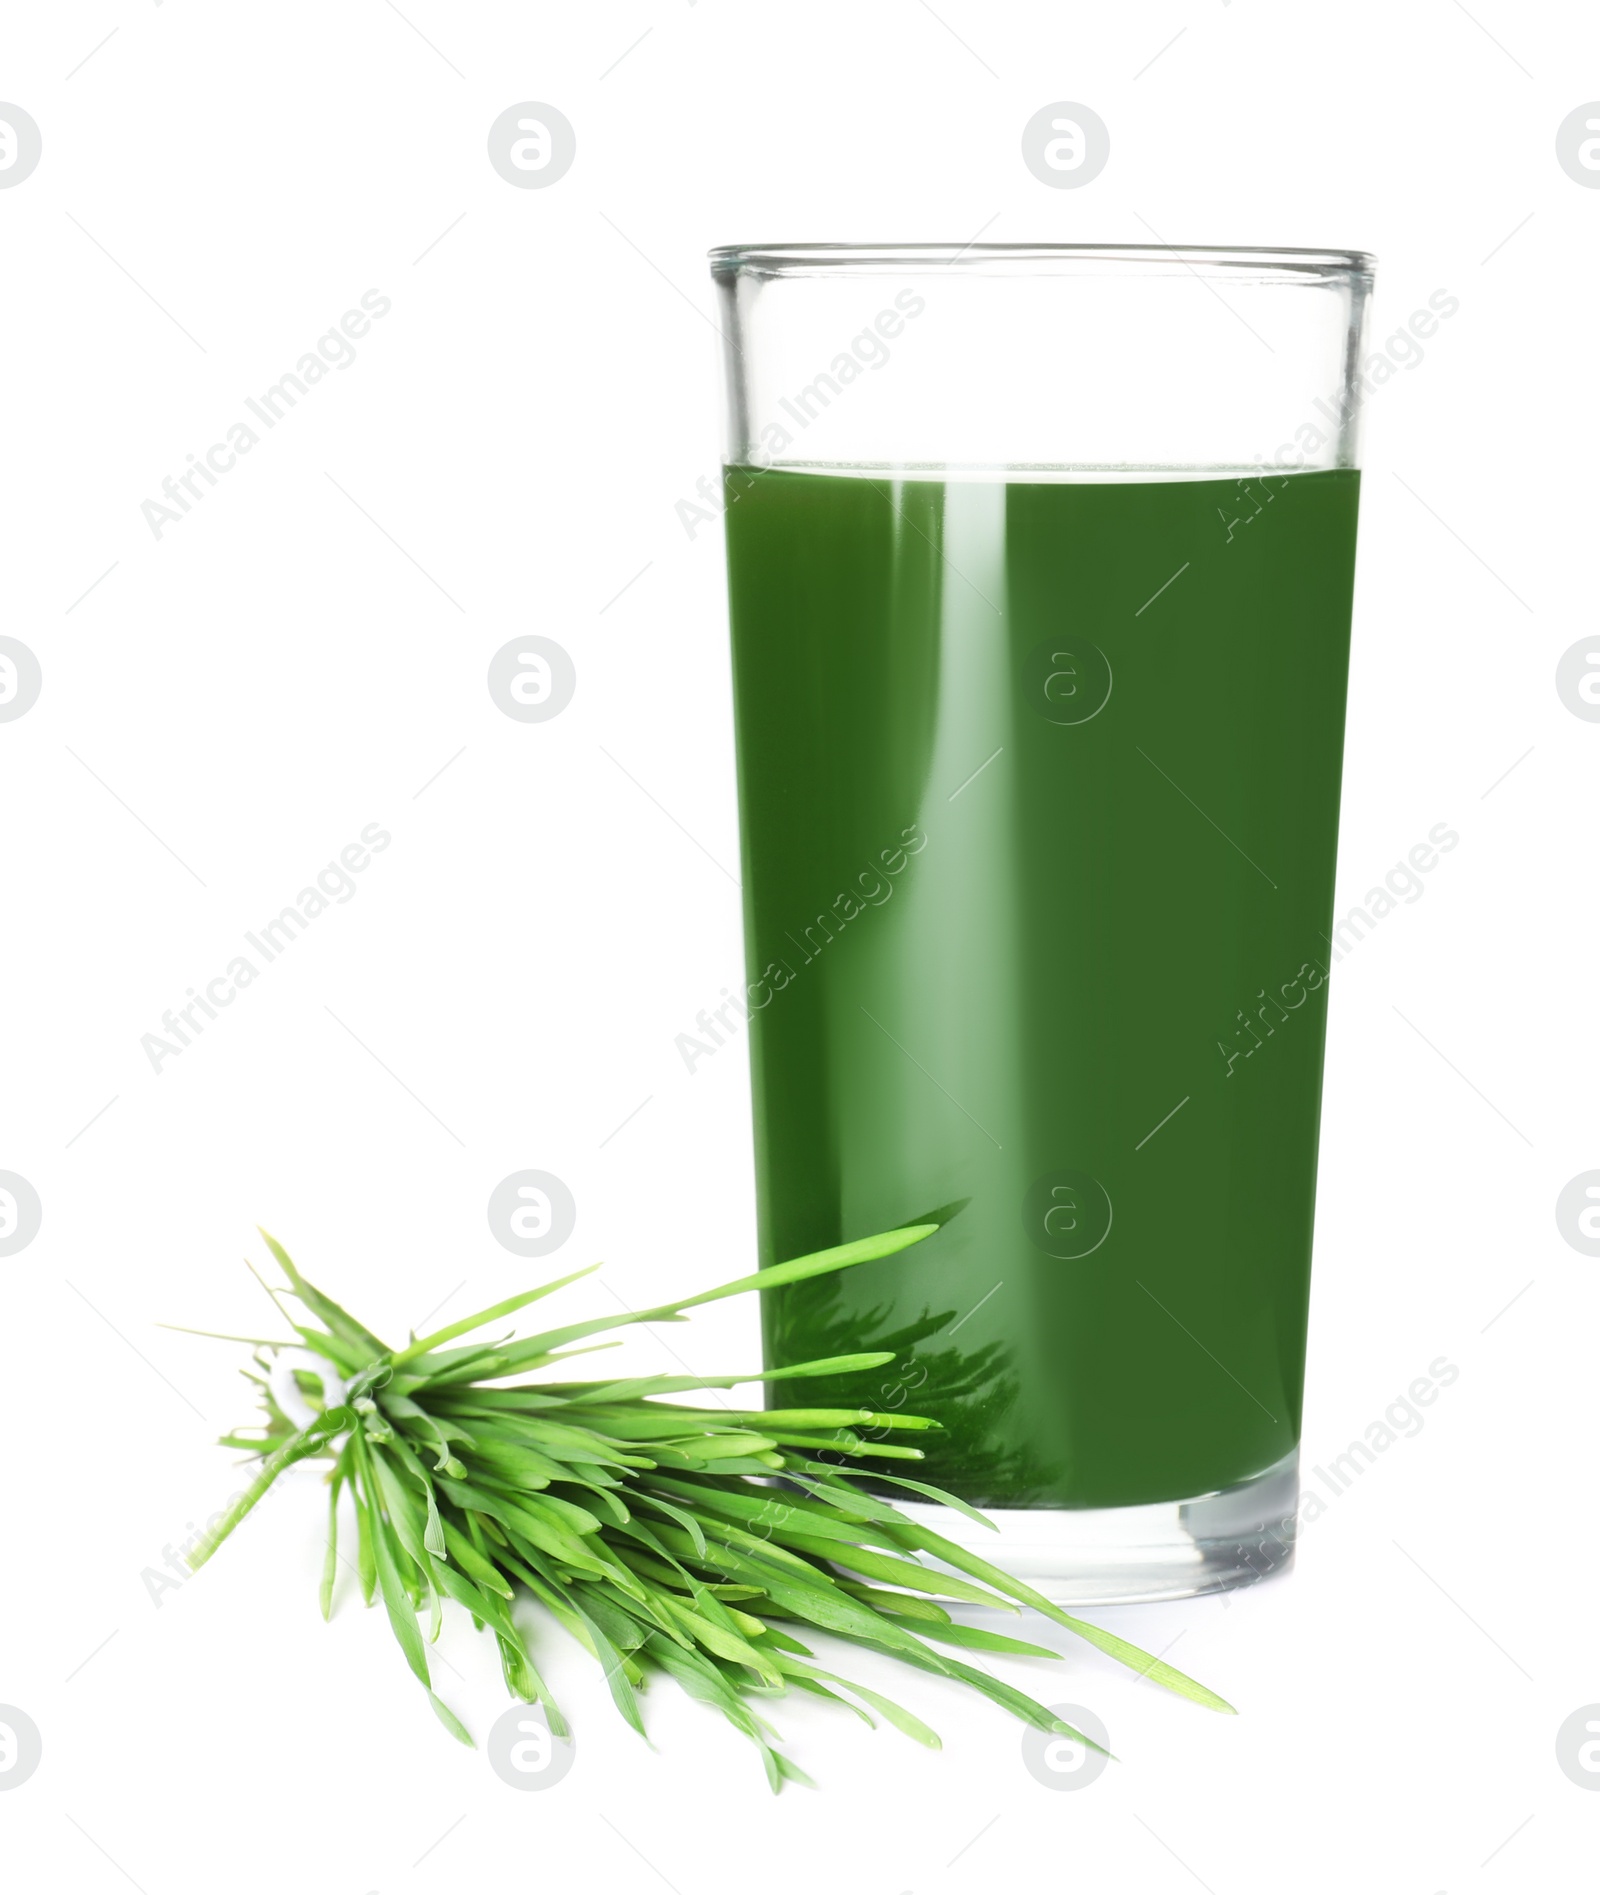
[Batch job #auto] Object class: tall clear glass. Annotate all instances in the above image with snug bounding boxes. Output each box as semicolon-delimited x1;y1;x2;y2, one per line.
710;244;1374;1602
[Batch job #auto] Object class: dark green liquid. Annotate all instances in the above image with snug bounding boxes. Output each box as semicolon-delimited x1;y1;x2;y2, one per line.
724;466;1360;1508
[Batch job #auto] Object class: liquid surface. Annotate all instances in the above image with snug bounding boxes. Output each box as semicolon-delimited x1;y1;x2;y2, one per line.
724;466;1360;1508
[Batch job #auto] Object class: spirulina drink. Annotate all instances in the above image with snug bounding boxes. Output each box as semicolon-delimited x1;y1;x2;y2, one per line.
723;465;1360;1510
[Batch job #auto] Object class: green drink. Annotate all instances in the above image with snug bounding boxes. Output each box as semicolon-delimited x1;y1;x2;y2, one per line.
711;243;1374;1598
725;465;1358;1513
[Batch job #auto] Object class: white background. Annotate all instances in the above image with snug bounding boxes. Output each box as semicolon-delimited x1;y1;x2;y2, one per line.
2;3;1597;1891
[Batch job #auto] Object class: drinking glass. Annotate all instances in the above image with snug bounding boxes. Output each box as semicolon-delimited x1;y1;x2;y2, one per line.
710;243;1374;1602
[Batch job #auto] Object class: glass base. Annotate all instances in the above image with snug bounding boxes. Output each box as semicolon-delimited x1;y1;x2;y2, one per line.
896;1449;1299;1606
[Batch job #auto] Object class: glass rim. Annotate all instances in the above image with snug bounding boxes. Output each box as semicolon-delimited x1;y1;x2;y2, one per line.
709;241;1376;281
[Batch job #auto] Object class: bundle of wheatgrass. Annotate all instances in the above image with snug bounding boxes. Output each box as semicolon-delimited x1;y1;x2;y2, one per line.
182;1218;1231;1787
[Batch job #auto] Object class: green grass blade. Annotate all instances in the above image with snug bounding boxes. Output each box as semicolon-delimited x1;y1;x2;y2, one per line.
354;1482;377;1606
776;1532;1021;1611
821;1466;1000;1533
440;1520;514;1598
186;1404;351;1571
257;1229;389;1357
818;1672;941;1749
908;1621;1061;1659
371;1506;431;1690
319;1468;342;1620
566;1354;898;1403
834;1582;951;1623
564;1594;650;1740
1045;1614;1237;1714
429;1692;474;1746
666;1221;940;1312
883;1516;1236;1713
391;1263;603;1366
500;1223;938;1363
